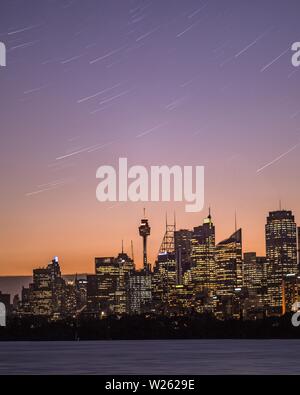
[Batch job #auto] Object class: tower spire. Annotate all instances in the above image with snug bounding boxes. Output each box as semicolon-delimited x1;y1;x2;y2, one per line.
131;240;134;262
159;214;175;254
235;210;237;232
139;210;151;272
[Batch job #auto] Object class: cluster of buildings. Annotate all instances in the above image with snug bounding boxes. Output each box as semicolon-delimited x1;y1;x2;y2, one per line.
14;258;87;319
4;208;300;320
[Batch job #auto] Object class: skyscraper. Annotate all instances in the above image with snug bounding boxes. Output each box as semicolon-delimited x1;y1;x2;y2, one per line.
298;227;300;272
127;271;152;315
243;252;268;315
174;229;193;282
215;228;243;296
115;251;135;314
27;258;61;316
153;217;176;301
266;210;298;315
17;257;80;318
243;252;258;294
190;210;216;293
94;257;119;315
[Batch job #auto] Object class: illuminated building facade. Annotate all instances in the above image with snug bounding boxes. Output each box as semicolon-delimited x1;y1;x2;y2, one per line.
282;273;300;314
114;252;135;314
190;210;216;293
243;254;268;301
11;208;300;321
18;257;85;318
243;252;257;293
87;257;119;316
242;253;269;318
174;229;193;282
29;267;54;316
215;228;243;297
127;269;152;314
266;210;298;315
152;219;176;308
87;252;135;316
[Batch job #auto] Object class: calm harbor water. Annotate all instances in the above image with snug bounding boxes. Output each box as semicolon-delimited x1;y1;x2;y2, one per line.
0;339;300;375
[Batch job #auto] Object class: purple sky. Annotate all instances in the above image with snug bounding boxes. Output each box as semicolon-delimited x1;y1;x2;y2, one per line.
1;0;300;275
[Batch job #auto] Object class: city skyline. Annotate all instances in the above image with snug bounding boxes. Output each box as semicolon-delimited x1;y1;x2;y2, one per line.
1;0;300;276
1;203;298;276
2;204;298;321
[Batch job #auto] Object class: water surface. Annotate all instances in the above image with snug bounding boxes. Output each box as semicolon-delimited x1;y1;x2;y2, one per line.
0;340;299;374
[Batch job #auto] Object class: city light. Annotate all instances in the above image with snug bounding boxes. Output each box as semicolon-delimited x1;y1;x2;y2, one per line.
2;207;298;322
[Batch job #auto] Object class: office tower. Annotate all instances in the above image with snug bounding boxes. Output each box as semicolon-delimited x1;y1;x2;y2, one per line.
48;256;61;281
298;227;300;271
266;210;298;315
157;218;176;287
17;257;81;318
139;211;151;272
48;257;66;315
93;257;119;315
18;257;65;316
86;274;101;317
75;277;88;309
243;252;258;293
62;281;78;316
87;252;135;316
29;267;53;315
255;256;269;309
243;253;269;317
153;251;176;301
244;253;268;294
215;228;243;297
153;218;176;307
114;250;135;314
127;270;152;315
174;229;193;282
282;273;300;314
190;210;216;293
166;283;196;315
33;268;52;289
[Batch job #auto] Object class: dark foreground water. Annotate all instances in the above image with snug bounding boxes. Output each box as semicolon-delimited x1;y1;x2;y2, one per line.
0;340;300;374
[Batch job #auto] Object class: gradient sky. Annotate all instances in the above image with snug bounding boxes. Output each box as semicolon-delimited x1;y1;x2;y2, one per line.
1;0;300;276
